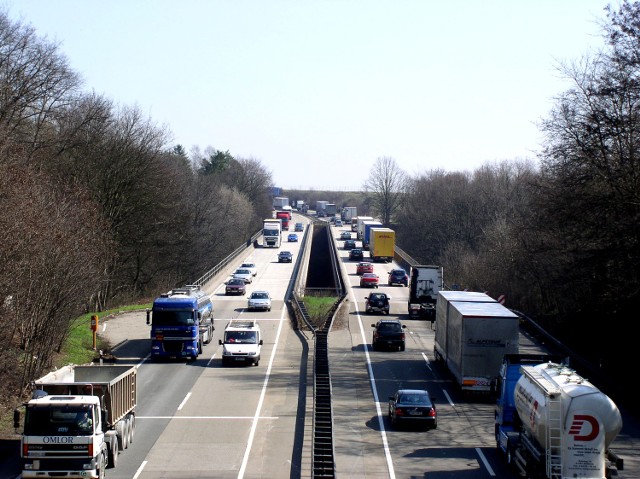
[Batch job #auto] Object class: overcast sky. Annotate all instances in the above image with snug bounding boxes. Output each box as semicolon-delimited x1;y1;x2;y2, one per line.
5;0;613;190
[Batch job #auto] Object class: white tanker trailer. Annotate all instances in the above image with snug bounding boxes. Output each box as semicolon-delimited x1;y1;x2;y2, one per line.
495;355;624;479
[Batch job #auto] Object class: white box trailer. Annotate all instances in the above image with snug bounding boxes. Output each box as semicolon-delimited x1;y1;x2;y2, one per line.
434;297;518;393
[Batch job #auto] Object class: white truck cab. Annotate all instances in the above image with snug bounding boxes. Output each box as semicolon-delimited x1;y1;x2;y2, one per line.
219;320;262;366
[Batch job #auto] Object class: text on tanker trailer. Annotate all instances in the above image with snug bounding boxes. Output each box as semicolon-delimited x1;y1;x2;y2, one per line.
495;355;624;478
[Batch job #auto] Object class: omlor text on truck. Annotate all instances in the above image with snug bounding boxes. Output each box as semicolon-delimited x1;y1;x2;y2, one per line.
263;218;282;247
434;294;519;393
368;227;395;263
219;320;263;366
495;354;624;479
146;284;214;361
14;364;137;478
407;264;443;321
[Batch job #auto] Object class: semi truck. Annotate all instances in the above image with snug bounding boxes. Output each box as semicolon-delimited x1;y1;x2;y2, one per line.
325;203;337;217
434;298;519;393
407;264;444;320
495;355;624;478
263;219;282;247
369;227;395;263
361;220;382;247
14;364;137;478
341;206;357;222
315;200;329;216
147;284;215;361
355;216;374;240
276;210;290;230
272;196;289;209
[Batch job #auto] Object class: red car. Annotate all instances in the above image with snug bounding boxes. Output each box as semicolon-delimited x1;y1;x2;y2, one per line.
356;262;374;276
360;272;379;288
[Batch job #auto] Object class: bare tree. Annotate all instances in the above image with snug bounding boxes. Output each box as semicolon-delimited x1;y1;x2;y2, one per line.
0;11;82;155
362;156;407;226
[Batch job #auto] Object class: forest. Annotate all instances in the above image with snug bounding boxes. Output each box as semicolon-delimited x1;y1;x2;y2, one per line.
2;2;639;421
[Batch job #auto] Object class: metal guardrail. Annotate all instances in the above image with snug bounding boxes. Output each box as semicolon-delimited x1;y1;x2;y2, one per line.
192;231;263;287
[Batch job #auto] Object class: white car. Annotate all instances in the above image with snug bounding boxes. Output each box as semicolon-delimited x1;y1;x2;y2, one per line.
247;290;272;311
232;268;254;284
240;261;258;276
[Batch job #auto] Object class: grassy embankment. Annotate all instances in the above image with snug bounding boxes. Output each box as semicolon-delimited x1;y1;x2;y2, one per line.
0;304;151;436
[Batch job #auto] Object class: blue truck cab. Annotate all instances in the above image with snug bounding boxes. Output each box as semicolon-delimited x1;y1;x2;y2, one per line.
147;285;214;361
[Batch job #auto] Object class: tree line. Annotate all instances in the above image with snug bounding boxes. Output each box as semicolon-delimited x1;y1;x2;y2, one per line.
0;10;274;407
2;2;639;417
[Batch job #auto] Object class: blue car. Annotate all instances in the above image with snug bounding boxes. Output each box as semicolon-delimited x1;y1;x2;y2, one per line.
288;233;298;242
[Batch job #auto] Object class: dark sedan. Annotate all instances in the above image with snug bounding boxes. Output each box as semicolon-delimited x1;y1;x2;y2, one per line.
225;278;247;296
343;239;356;250
349;248;364;261
371;319;406;351
278;250;293;263
388;389;437;430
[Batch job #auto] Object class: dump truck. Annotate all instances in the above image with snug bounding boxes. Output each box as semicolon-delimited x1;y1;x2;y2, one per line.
433;298;519;393
14;364;137;478
495;355;624;478
369;227;395;263
407;265;444;320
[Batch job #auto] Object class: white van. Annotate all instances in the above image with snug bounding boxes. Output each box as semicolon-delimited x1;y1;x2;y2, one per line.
219;320;262;366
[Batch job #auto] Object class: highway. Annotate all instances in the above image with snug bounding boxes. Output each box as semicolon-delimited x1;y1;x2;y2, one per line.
60;214;640;478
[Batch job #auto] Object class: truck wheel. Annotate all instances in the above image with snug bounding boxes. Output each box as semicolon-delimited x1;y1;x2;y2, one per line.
97;453;106;479
118;420;129;450
198;339;203;355
128;414;135;445
108;438;119;468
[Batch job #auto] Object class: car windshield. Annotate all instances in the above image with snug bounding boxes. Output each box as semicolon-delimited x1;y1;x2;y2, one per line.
236;269;250;275
153;310;195;326
251;292;268;299
229;280;243;286
370;294;385;301
224;331;257;343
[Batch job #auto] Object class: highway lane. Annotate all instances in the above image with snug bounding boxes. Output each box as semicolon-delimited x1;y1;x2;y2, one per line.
99;214;311;479
329;221;640;478
96;216;640;478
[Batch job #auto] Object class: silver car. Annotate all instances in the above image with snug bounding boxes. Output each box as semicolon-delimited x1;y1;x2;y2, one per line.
240;262;258;276
232;268;254;284
247;291;272;311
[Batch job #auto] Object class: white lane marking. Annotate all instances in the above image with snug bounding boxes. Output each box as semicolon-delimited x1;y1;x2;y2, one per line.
237;307;286;479
132;460;148;479
351;287;397;479
476;447;496;476
135;416;278;420
421;351;432;372
177;392;191;411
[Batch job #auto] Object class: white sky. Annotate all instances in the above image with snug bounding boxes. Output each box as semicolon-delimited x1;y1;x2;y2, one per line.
4;0;611;190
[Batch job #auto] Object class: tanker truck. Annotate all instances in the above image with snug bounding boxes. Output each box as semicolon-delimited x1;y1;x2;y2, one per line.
495;354;624;478
14;364;137;478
